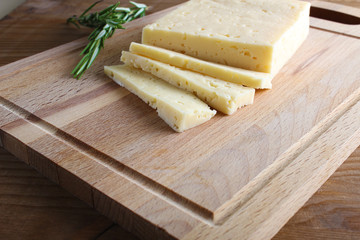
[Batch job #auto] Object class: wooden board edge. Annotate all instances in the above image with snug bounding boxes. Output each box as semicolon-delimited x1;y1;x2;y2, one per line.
4;144;178;239
183;99;360;239
0;99;205;239
309;1;360;38
212;87;360;223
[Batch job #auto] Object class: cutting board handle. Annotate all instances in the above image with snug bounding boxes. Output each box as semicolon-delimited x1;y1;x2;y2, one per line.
310;1;360;38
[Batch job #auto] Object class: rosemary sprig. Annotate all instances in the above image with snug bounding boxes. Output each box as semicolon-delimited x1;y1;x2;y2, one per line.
67;1;147;79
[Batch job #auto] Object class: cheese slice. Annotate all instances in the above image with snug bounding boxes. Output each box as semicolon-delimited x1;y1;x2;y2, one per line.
104;65;216;132
130;42;273;89
121;51;255;115
142;0;310;74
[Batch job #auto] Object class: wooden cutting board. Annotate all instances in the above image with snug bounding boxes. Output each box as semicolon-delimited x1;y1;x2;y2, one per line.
0;1;359;239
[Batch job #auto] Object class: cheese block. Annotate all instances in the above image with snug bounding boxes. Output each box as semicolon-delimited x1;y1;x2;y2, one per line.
142;0;310;74
121;51;255;115
104;65;216;132
130;42;273;89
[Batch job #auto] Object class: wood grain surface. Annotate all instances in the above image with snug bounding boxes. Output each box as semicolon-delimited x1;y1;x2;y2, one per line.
0;0;359;239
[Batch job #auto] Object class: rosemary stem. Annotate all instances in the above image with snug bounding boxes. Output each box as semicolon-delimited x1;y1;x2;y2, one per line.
67;1;147;79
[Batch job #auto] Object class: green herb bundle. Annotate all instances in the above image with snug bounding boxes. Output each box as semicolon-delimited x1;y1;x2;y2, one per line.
67;1;147;79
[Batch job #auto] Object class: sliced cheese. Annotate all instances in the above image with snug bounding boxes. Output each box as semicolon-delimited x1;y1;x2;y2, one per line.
142;0;310;74
104;65;216;132
130;42;273;89
121;51;255;115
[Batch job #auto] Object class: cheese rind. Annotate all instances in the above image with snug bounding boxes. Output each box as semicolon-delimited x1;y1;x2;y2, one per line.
121;51;255;115
130;43;273;89
104;65;216;132
142;0;310;74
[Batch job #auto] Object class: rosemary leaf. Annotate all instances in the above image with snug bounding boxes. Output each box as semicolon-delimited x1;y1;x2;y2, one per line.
67;1;147;79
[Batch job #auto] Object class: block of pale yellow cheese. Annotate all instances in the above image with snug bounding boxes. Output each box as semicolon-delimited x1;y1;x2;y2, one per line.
130;42;273;89
121;51;255;115
104;65;216;132
142;0;310;74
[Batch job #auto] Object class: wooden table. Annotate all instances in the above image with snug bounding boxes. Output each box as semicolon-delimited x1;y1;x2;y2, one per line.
0;0;359;239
